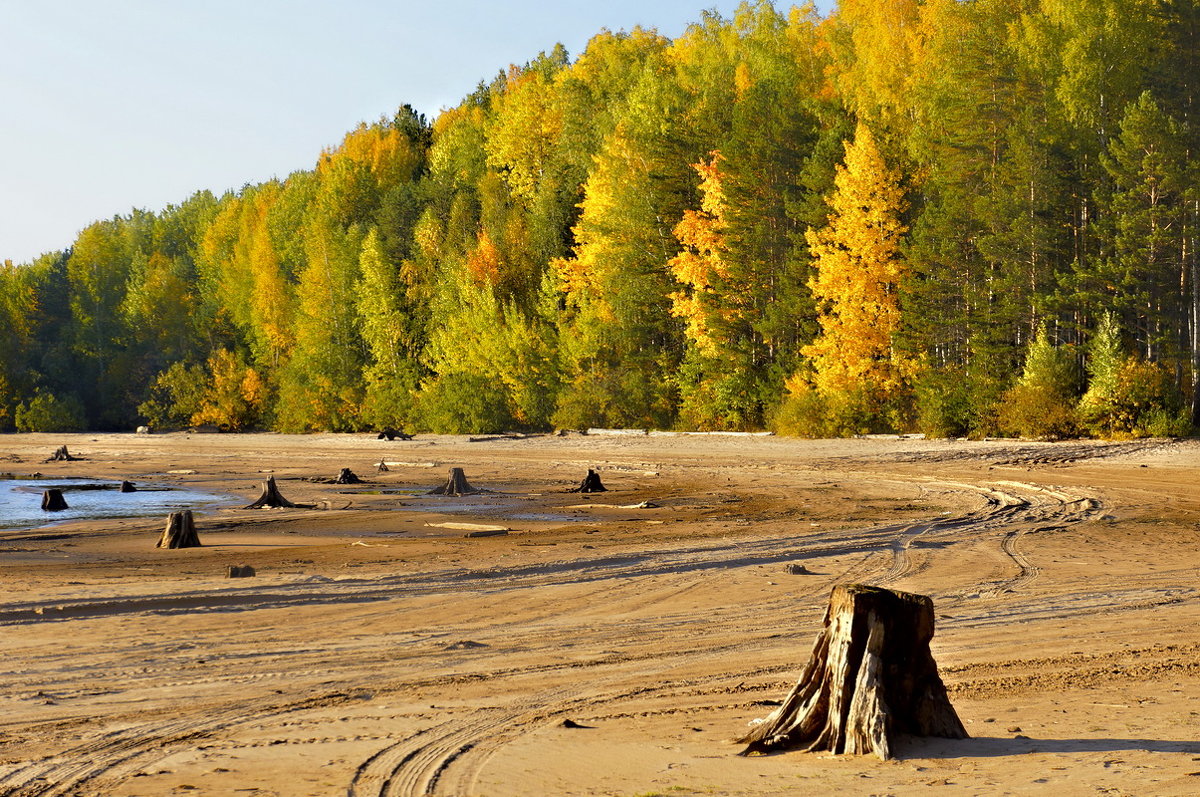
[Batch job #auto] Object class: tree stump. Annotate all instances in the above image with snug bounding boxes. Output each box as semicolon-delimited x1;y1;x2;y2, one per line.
41;489;69;511
47;445;77;462
737;584;966;760
377;429;413;441
226;564;256;578
244;476;296;509
569;468;607;493
157;510;201;548
119;480;137;493
334;467;362;485
429;467;479;496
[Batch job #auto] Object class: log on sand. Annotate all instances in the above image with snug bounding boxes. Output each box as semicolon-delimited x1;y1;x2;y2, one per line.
738;584;966;761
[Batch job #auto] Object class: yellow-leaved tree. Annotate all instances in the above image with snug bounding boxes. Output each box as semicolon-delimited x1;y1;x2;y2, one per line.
668;151;729;357
787;122;909;434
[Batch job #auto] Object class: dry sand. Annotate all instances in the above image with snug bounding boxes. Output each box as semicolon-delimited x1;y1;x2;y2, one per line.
0;431;1198;796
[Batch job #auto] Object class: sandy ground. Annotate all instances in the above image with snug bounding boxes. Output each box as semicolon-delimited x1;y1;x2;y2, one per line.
0;431;1198;797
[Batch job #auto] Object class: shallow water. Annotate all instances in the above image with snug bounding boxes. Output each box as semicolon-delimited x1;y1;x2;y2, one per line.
0;479;230;531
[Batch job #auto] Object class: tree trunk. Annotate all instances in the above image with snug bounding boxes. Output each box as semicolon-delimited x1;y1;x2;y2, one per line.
738;584;966;761
569;468;607;493
244;476;297;509
41;489;69;511
157;510;201;549
429;467;479;496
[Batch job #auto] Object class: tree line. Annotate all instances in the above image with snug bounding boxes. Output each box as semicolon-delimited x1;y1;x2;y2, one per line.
2;0;1197;438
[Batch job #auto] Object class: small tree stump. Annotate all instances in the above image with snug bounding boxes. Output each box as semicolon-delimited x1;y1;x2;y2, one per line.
377;429;414;441
429;467;479;496
157;510;201;549
47;445;77;462
786;563;810;575
41;489;69;511
244;476;296;509
334;467;362;485
569;469;607;493
119;480;137;493
738;584;966;760
226;564;256;578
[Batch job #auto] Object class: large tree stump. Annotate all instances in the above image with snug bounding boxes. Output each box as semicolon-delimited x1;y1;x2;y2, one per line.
243;476;297;509
428;467;479;496
47;445;77;462
738;584;966;760
119;480;137;493
157;510;201;548
569;468;607;493
334;467;362;485
41;489;69;511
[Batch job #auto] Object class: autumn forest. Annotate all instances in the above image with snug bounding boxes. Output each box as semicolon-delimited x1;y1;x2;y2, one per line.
2;0;1198;438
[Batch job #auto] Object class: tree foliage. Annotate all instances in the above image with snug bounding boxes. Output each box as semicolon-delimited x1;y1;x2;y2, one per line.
2;1;1198;437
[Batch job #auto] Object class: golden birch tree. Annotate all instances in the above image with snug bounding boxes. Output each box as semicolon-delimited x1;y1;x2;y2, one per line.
802;122;908;405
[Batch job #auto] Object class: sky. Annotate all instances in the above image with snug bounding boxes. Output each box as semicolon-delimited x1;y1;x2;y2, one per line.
1;0;833;266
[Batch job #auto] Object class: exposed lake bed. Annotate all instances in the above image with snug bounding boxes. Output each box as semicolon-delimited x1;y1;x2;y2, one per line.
1;431;1198;796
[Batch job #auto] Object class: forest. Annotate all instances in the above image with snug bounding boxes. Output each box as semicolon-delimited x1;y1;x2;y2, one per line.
2;0;1198;438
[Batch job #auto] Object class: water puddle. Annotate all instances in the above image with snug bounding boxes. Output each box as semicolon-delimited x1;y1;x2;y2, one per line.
0;478;231;531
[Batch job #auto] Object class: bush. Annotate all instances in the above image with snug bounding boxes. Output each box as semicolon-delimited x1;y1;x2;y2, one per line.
997;325;1081;439
770;383;830;437
15;391;87;432
1080;358;1190;437
416;372;514;434
914;367;971;438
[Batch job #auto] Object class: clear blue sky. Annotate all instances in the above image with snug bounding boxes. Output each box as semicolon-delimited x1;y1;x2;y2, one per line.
1;0;833;265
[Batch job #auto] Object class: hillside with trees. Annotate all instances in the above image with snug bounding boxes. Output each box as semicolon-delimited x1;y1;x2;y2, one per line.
2;0;1197;438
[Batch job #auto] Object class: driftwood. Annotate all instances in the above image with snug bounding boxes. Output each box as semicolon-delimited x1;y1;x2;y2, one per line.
47;445;77;462
429;467;480;496
119;480;137;493
41;489;69;511
334;467;362;485
568;469;607;493
738;584;966;761
157;510;201;549
244;476;297;509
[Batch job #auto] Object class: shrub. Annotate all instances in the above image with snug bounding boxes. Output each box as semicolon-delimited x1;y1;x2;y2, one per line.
416;372;514;434
15;391;86;432
914;367;971;438
997;325;1081;439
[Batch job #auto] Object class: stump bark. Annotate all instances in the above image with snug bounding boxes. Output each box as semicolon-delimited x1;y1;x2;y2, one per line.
334;467;362;485
244;476;297;509
569;468;607;493
157;510;201;548
738;584;966;760
41;489;69;511
429;467;479;496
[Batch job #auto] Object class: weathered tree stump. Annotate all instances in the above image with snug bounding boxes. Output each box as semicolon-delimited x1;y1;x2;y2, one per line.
41;489;69;511
334;467;362;485
226;564;256;578
377;429;413;441
738;584;966;760
569;468;607;493
119;480;137;493
429;467;479;496
47;445;77;462
244;476;296;509
376;461;389;472
157;510;201;549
